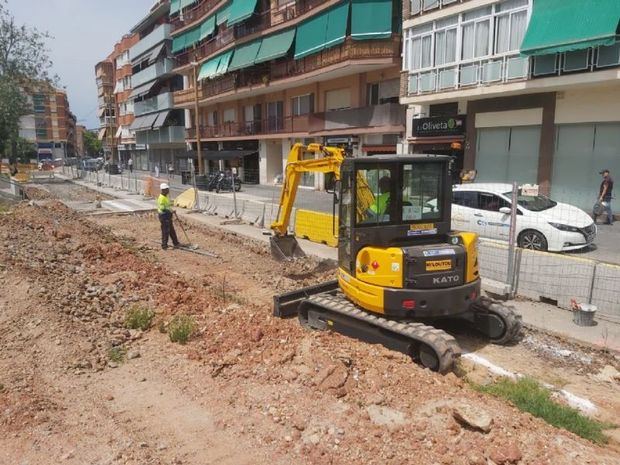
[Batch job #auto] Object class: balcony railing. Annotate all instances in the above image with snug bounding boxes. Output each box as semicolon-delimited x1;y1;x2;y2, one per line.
186;103;405;140
130;24;171;62
96;77;113;87
173;0;331;67
132;59;175;88
171;0;222;32
405;45;620;96
134;92;175;116
135;126;186;145
175;37;400;106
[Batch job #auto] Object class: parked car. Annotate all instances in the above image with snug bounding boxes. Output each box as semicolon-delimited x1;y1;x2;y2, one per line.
81;158;103;172
449;183;596;252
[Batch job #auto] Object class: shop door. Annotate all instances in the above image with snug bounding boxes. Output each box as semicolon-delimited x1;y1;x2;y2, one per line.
551;123;620;210
476;126;540;185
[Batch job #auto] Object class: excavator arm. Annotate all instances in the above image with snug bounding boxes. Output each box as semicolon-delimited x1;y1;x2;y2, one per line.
269;143;344;259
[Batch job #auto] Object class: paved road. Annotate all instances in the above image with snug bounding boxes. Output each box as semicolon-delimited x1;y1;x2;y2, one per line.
88;169;620;264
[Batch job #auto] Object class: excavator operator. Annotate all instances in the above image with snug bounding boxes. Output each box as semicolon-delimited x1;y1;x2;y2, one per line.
365;175;391;222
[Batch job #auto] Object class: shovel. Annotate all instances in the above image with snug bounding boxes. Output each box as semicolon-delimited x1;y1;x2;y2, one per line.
174;211;199;250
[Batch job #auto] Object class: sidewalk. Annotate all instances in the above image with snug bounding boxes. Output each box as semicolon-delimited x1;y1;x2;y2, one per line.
57;174;619;353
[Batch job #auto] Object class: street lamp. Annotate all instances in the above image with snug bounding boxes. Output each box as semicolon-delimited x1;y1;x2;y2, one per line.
190;59;203;176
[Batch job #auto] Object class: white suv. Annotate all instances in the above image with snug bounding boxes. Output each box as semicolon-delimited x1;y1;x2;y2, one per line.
451;183;596;252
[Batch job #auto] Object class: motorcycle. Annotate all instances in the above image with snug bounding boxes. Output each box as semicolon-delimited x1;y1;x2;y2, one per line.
215;171;242;193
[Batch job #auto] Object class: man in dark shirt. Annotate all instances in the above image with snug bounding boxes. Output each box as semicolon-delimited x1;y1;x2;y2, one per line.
595;169;614;225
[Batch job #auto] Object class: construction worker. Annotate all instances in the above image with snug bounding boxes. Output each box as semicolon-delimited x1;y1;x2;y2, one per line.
368;175;392;221
157;183;180;250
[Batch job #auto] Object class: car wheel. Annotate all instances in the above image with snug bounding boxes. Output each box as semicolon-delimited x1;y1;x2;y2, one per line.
518;230;548;251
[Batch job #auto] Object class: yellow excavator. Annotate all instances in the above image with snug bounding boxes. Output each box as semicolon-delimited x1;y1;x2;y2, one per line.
270;143;521;373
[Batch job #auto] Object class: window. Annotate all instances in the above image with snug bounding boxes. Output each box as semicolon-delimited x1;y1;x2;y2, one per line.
356;166;396;225
453;191;479;208
223;108;235;123
33;95;46;113
402;163;443;222
291;94;314;116
267;101;284;131
495;0;528;54
367;79;400;105
461;8;492;60
478;192;510;212
207;111;218;127
325;89;351;111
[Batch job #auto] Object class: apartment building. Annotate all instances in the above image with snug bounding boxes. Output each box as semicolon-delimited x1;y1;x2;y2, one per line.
400;0;620;210
114;34;140;164
129;0;186;172
19;85;78;160
170;0;404;188
76;125;87;157
95;58;117;160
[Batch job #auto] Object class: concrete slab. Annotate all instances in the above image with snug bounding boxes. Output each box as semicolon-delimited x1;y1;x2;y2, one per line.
100;198;155;213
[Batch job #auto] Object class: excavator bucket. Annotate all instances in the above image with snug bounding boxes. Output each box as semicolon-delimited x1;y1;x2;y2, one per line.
270;235;306;261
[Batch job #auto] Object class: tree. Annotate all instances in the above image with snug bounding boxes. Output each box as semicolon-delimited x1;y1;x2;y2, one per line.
83;130;102;157
0;0;56;162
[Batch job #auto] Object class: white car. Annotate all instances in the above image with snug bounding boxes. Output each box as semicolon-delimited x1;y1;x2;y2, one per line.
450;183;596;252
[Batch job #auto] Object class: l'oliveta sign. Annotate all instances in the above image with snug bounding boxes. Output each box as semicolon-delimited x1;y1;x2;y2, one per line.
412;116;466;138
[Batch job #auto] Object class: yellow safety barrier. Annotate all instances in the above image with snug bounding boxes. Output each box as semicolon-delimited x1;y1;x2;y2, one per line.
174;188;197;209
294;209;338;247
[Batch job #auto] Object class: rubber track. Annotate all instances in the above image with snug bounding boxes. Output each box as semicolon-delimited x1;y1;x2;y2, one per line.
306;292;462;374
472;296;523;345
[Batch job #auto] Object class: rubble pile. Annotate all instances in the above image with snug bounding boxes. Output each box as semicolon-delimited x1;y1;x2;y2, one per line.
0;201;617;465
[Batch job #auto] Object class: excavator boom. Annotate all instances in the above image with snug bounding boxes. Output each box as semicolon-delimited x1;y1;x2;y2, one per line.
270;143;344;260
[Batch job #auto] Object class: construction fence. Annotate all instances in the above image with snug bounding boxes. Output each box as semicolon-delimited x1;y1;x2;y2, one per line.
69;170;619;323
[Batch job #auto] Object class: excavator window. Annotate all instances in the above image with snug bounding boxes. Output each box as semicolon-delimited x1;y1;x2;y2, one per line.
356;166;396;225
402;163;443;222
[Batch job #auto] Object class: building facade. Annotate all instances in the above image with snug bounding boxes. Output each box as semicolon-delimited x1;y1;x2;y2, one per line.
19;85;77;160
400;0;620;210
129;0;186;173
113;34;140;164
95;58;117;160
76;124;87;157
170;0;404;188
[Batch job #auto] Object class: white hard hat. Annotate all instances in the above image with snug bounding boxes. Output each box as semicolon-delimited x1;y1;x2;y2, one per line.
160;183;169;190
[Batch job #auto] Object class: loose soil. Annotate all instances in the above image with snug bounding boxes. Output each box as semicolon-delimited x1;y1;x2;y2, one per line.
1;188;619;465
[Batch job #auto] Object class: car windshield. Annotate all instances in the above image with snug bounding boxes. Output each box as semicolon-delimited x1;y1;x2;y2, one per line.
504;190;557;212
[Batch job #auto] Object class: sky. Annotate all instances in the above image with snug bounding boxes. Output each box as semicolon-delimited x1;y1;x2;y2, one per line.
7;0;156;129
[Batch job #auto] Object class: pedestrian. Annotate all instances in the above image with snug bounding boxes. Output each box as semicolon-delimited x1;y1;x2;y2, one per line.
128;157;133;173
594;169;614;225
157;183;180;250
154;164;160;178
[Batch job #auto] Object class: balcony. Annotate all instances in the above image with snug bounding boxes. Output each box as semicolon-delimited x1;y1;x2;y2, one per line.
186;103;405;140
171;0;222;32
96;77;113;87
174;0;333;67
132;59;175;88
134;92;175;116
309;103;405;133
175;37;400;106
135;126;186;145
130;24;171;61
405;45;620;97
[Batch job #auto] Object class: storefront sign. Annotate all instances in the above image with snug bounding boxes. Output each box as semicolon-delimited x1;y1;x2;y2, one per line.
325;136;359;147
135;144;147;151
411;116;466;138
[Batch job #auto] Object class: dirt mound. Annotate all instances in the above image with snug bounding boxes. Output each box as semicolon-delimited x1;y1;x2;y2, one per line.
1;202;618;465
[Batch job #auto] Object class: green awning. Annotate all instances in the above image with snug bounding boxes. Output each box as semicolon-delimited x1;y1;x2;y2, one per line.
521;0;620;56
325;2;350;47
351;0;393;41
295;7;329;59
172;34;187;54
185;26;201;49
255;29;296;64
214;50;233;76
170;0;181;15
227;0;258;26
216;2;231;25
199;15;216;41
228;40;261;71
198;56;221;80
